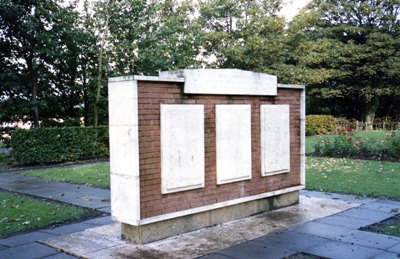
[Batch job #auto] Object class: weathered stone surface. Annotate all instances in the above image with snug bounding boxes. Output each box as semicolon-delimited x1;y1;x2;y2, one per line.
303;240;382;259
122;191;299;244
41;194;358;258
337;207;392;222
0;243;58;259
159;69;278;96
40;222;93;236
0;231;56;247
371;251;400;259
215;105;252;185
217;240;294;259
260;104;290;176
314;214;374;229
336;230;400;250
160;104;205;194
254;230;331;251
290;222;351;239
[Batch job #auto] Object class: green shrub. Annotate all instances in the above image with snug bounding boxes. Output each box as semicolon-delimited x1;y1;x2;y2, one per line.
10;126;109;165
313;130;400;161
306;115;336;136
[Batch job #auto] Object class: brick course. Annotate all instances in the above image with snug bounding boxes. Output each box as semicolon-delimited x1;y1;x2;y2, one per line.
138;81;301;219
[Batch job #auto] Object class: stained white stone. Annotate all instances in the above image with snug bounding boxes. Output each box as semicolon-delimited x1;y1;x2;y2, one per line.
160;105;205;194
110;174;140;225
109;125;139;177
261;105;290;176
108;77;140;225
159;69;277;96
108;79;138;126
216;105;252;185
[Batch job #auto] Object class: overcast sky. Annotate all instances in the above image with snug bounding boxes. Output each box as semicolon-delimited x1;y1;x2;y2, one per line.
68;0;312;22
281;0;312;21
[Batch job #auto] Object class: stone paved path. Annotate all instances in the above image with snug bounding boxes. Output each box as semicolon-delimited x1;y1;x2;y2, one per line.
1;168;400;259
0;169;112;259
0;172;110;213
201;190;400;259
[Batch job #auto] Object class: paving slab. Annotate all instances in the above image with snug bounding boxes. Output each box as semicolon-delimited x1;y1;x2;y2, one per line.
199;253;234;259
372;251;400;259
300;190;376;204
0;231;56;247
359;201;400;214
0;242;58;259
40;222;95;236
216;240;294;259
41;195;358;258
378;199;400;207
82;216;113;226
0;172;110;210
336;229;400;250
388;243;400;253
290;221;351;239
337;207;393;222
314;214;375;229
304;240;382;259
253;230;331;251
42;252;79;259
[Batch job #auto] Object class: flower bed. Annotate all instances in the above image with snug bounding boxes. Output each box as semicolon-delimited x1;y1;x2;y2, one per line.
313;129;400;161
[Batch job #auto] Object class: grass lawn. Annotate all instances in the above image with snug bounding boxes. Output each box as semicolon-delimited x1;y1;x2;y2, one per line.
381;221;400;237
306;156;400;200
306;130;391;154
0;191;91;237
23;162;110;188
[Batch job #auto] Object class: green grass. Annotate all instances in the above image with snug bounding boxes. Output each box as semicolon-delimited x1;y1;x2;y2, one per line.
381;221;400;237
23;162;110;188
306;156;400;199
0;191;90;237
306;130;391;154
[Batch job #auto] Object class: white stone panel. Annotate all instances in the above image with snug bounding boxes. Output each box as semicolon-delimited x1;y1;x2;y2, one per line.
108;79;138;126
159;69;277;96
261;105;290;176
216;105;252;185
111;174;140;225
109;125;139;177
160;105;205;194
108;77;140;225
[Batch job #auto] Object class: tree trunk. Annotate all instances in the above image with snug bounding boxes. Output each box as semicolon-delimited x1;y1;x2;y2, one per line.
364;96;379;131
27;51;39;127
32;81;39;127
94;0;112;127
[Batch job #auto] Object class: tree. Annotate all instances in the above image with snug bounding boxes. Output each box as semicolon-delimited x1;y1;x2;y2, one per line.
0;0;99;126
198;0;286;75
288;0;400;128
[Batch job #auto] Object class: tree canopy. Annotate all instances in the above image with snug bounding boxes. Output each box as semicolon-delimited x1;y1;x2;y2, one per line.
0;0;399;127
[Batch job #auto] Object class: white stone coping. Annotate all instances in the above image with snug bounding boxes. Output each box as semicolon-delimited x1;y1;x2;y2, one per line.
108;75;185;83
114;185;305;226
108;75;305;91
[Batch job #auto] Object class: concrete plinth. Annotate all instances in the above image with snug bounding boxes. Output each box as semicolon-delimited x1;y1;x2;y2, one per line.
121;191;299;244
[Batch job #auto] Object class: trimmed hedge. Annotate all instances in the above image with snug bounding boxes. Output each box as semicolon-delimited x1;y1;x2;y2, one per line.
306;115;336;136
10;126;109;165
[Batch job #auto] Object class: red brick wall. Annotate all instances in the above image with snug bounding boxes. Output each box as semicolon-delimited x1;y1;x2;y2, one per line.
138;81;301;219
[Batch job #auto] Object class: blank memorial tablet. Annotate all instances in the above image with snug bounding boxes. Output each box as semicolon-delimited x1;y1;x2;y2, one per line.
216;105;252;184
160;105;205;194
261;105;290;176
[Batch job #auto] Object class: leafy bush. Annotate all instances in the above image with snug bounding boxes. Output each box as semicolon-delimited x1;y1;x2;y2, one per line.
10;126;109;165
314;129;400;161
306;115;337;136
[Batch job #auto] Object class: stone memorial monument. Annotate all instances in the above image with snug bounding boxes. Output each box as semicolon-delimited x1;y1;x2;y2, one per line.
108;69;305;243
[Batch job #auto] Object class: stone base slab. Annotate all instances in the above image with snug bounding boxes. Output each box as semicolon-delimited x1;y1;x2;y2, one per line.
121;190;300;244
